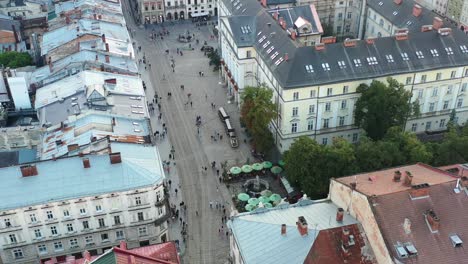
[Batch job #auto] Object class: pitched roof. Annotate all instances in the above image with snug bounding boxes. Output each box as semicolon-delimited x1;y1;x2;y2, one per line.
371;180;468;264
267;5;323;35
335;163;457;196
438;164;468;177
228;200;372;264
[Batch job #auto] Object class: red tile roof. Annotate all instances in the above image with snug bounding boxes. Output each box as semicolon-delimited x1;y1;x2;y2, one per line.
371;180;468;264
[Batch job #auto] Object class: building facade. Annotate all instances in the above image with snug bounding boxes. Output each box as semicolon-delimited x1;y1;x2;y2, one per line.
186;0;217;19
164;0;186;21
139;0;165;24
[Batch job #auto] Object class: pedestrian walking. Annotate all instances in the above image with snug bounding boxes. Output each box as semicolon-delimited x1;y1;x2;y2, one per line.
175;188;178;197
196;211;199;216
190;101;193;107
210;201;213;209
216;169;220;176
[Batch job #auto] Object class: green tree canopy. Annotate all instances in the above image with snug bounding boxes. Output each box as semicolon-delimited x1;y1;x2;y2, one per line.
427;124;468;166
354;78;417;140
0;52;33;68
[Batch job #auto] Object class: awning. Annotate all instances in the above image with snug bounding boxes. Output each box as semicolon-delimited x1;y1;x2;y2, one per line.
191;11;209;18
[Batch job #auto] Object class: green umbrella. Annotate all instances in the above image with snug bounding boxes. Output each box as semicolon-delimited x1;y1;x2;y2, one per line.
252;163;263;171
260;189;272;197
230;166;242;175
258;196;270;204
271;166;283;174
262;161;273;169
245;204;256;212
248;197;259;205
242;165;253;173
278;160;285;167
237;193;250;201
269;194;281;202
264;202;273;208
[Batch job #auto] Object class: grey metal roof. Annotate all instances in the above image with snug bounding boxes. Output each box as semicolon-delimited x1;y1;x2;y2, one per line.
265;0;296;5
367;0;437;31
0;17;20;31
227;16;257;47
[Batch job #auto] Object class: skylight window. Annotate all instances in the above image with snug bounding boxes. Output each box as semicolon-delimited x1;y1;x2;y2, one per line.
416;51;424;59
445;47;454;55
274;57;284;66
406;21;413;26
430;49;439;57
386;54;394;63
271;51;279;60
378;1;383;6
450;234;463;247
258;35;266;43
257;31;262;36
405;243;418;256
262;40;271;49
460;45;468;53
401;52;409;61
322;63;331;71
353;59;362;67
393;11;398;16
338;61;346;69
367;57;378;65
305;65;314;73
266;46;275;54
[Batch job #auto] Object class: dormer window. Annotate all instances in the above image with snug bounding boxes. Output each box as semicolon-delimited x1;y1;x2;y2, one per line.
416;51;424;59
353;59;362;67
386;54;394;63
430;49;439;57
322;63;331;71
338;60;346;69
401;52;409;61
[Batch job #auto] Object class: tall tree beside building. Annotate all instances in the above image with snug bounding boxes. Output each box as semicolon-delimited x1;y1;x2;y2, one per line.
0;52;33;68
354;78;418;140
240;85;277;152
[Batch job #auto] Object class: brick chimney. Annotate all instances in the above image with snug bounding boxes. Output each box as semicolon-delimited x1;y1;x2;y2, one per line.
425;209;440;233
109;152;122;164
290;30;297;40
281;224;287;236
66;15;71;24
296;216;308;236
410;183;430;199
105;55;110;63
432;17;443;30
101;34;106;43
421;25;433;32
365;37;376;45
438;28;452;36
82;158;90;168
120;240;127;250
279;17;286;30
350;182;357;190
68;144;79;152
403;171;413;186
393;170;402;182
105;43;110;52
260;0;266;7
394;0;402;5
321;36;336;44
412;4;422;17
284;53;289;61
83;251;91;261
343;38;358;47
395;32;409;41
314;43;325;51
20;165;38;177
273;12;278;20
461;176;468;188
336;208;344;222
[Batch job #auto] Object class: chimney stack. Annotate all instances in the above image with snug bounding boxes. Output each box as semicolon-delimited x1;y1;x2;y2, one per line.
105;55;110;63
432;17;443;30
260;0;266;7
403;218;411;234
461;176;468;188
279;17;286;29
66;15;71;24
412;4;422;17
365;37;376;45
120;240;127;250
321;36;336;44
393;0;402;5
281;224;287;236
404;171;413;186
109;152;122;164
350;182;357;190
296;216;308;236
314;43;326;51
82;158;90;168
105;43;109;52
273;12;279;20
438;28;452;36
421;25;433;32
101;34;106;43
290;30;297;40
336;208;344;222
11;25;19;43
343;38;358;47
393;170;402;182
20;165;38;177
426;209;440;233
284;53;289;61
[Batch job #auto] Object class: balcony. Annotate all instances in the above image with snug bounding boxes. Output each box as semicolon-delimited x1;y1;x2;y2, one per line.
155;196;166;207
165;4;186;10
154;212;171;226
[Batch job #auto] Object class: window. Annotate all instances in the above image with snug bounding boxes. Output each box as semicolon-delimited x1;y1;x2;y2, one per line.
135;197;142;205
429;102;435;112
30;214;37;223
34;229;42;239
46;211;54;220
9;234;17;243
445;47;454;55
352;133;358;142
411;123;418;132
447;85;453;94
425;121;432;130
322;63;331;71
38;245;47;254
323;119;329;128
293;92;299;101
415;51;424;59
339;116;345;126
379;18;384;26
96;205;102;212
421;75;427;83
327;88;333;96
13;249;23;259
406;77;412;85
430;49;439;57
343;86;349;94
451;71;456;78
338;12;343;20
367;57;378;65
322;138;328;145
158;207;164;216
85;236;94;245
386;54;394;63
66;223;74;233
347;12;352;19
325;102;331;111
54;242;63;251
101;233;109;242
462;83;467;92
460;45;468;53
341;100;347;109
336;26;342;33
457;98;463;108
144;5;148;10
465;69;468;77
138;226;147;236
401;52;409;61
116;230;124;240
4;218;11;227
308;105;315;114
50;226;58;235
440;119;446;128
443;101;449;110
436;73;442;80
114;215;121;225
432;87;438;97
79;208;86;215
98;218;105;228
307;120;314;131
417;90;423;99
353;59;362;67
69;238;78;248
291;123;298;133
246;51;251;58
304;64;314;73
63;210;70;217
310;90;316;98
82;221;89;229
137;212;144;221
338;60;346;69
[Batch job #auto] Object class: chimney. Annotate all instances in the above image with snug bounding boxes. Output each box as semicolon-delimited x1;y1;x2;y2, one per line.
410;183;430;199
412;4;422;17
296;216;308;236
403;218;411;234
404;171;413;186
281;224;287;236
105;43;109;52
279;17;286;30
11;25;19;43
109;152;122;164
336;208;344;222
273;12;279;20
78;152;84;157
290;30;297;40
98;14;102;20
67;144;79;152
93;13;97;20
438;28;452;36
321;36;336;44
395;32;409;41
421;25;433;32
341;228;350;245
350;182;357;190
83;251;91;261
112;117;116;126
20;165;38;177
260;0;266;7
105;55;110;63
120;240;127;250
66;15;71;24
314;43;326;51
101;34;106;43
425;209;440;233
432;17;443;30
365;37;376;45
105;78;117;85
461;176;468;188
394;0;402;5
394;170;402;182
82;158;90;168
343;38;358;47
284;53;289;61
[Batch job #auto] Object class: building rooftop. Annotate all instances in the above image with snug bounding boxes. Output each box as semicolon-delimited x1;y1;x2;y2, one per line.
228;199;375;264
0;149;37;168
0;142;165;210
438;164;468;177
54;0;123;18
265;0;295;5
335;163;458;196
371;179;468;263
267;5;323;36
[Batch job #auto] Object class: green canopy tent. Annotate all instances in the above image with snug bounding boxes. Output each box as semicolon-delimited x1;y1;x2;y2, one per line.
237;193;250;201
242;165;253;173
248;197;259;205
258;196;270;204
230;166;242;175
245;204;256;212
252;163;263;171
271;166;283;174
278;160;285;167
263;202;273;208
262;161;273;169
260;189;272;197
269;194;282;203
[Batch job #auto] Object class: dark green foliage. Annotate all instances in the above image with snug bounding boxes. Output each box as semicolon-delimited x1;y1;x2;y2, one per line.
0;52;33;68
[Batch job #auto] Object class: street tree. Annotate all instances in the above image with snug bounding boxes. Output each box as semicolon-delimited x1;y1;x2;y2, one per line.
354;78;417;140
0;52;33;68
428;124;468;165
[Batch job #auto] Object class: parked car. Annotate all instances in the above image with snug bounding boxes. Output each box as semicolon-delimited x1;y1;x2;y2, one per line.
200;45;214;52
